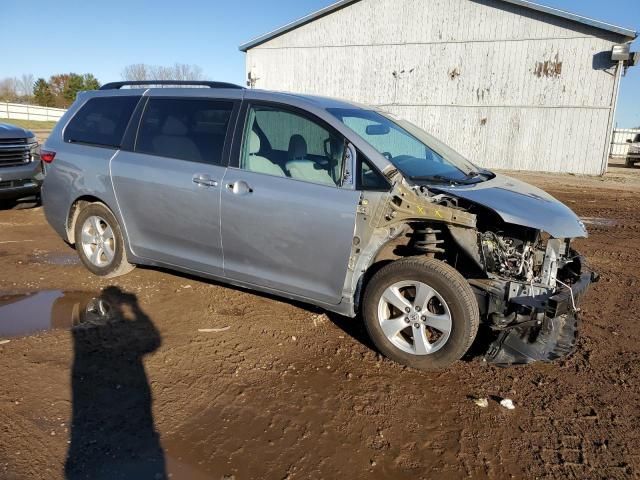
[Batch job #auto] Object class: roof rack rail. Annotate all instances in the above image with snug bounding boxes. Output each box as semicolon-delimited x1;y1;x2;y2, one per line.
99;80;244;90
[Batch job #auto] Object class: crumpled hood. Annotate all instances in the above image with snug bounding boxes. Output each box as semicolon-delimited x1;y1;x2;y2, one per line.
432;173;587;238
0;123;33;139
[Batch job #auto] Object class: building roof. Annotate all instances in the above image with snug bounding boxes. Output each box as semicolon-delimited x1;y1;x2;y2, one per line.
239;0;638;52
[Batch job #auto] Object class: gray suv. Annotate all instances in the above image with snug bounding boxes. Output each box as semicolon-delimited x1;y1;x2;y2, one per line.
0;123;41;203
42;81;595;370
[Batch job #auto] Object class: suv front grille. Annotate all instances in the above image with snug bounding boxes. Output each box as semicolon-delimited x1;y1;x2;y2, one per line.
0;138;31;168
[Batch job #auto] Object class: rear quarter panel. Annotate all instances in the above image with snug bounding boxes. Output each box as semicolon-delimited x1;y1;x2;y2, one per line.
42;141;120;241
42;104;119;240
42;92;131;242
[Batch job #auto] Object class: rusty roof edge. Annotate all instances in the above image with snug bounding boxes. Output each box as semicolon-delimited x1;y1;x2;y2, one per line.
238;0;637;52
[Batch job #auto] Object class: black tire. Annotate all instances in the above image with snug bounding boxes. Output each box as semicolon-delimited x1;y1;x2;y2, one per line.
73;202;135;278
363;257;479;371
626;157;635;168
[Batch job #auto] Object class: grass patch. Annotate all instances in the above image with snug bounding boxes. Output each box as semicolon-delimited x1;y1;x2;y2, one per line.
0;118;58;130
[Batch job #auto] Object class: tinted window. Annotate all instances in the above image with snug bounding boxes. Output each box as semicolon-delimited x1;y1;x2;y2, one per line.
136;98;233;165
64;96;140;147
240;105;345;187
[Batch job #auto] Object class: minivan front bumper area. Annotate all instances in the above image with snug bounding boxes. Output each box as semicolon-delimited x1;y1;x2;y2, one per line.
485;269;597;366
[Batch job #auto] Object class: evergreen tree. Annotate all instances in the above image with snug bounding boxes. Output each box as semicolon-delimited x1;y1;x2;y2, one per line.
82;73;100;91
33;78;54;107
63;73;85;104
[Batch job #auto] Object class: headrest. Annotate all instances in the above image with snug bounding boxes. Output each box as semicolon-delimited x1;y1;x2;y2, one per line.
162;116;188;136
288;134;307;160
326;137;343;158
249;130;261;154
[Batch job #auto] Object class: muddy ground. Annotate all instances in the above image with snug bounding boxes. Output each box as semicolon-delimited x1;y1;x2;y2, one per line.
1;162;640;479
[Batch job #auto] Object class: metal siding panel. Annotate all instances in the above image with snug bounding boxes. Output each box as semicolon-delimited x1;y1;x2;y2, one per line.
254;0;629;50
251;37;615;108
246;0;620;174
372;105;609;174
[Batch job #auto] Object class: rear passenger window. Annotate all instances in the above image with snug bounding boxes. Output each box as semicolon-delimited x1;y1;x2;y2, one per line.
64;96;140;148
135;99;233;165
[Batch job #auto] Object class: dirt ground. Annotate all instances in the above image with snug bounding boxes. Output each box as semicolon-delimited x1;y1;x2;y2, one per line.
1;161;640;479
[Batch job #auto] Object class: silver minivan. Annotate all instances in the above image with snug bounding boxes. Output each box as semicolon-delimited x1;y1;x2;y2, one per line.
42;81;595;370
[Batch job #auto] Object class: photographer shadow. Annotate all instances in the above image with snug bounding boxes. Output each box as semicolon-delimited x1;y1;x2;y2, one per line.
64;286;166;480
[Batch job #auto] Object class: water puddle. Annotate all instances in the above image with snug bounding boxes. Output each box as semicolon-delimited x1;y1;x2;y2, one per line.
581;217;618;227
0;290;115;339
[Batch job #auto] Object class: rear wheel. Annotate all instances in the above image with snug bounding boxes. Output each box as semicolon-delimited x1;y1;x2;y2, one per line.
74;203;134;278
626;157;636;168
363;257;479;371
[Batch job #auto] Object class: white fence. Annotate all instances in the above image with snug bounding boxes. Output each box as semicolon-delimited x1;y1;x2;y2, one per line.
0;102;67;122
611;128;640;158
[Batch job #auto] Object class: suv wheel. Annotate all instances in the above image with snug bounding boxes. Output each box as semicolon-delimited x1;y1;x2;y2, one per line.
363;257;479;371
74;203;134;278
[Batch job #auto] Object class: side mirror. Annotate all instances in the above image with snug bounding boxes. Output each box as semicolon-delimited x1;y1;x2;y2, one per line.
627;139;633;143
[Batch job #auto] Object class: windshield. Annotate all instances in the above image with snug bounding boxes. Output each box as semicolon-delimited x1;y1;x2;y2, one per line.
328;108;484;182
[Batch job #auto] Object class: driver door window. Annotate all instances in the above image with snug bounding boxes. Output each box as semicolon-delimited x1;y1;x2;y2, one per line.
240;105;345;187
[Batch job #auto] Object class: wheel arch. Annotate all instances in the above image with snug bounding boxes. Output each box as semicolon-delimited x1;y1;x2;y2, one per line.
352;220;470;315
352;227;414;315
66;195;118;245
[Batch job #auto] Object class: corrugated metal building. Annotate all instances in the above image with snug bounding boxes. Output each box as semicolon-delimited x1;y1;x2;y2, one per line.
240;0;637;175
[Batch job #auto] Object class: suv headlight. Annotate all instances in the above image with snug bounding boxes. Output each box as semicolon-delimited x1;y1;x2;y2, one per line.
27;137;39;163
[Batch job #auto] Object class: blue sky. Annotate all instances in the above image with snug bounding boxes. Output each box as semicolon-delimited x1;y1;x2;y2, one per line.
1;0;638;126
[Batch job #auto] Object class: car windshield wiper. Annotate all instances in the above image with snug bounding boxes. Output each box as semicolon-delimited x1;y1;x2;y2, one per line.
465;170;493;179
410;174;478;185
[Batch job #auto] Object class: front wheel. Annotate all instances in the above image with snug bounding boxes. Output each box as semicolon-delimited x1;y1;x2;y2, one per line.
74;202;135;278
363;257;479;371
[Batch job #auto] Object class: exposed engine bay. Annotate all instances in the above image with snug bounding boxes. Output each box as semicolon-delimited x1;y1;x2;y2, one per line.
466;228;596;366
355;175;597;366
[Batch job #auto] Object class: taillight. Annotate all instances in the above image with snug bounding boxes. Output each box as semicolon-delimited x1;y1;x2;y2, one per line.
40;150;56;163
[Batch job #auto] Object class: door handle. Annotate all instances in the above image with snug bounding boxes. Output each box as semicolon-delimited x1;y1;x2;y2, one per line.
226;180;253;195
192;174;218;187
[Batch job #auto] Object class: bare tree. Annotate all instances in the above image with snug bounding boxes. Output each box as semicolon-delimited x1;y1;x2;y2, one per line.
150;65;174;81
121;63;149;82
121;63;206;83
0;77;18;101
172;63;204;81
17;74;35;98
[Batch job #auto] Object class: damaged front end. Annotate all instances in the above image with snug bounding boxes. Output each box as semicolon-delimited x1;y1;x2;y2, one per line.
421;174;597;365
357;173;596;366
459;232;597;366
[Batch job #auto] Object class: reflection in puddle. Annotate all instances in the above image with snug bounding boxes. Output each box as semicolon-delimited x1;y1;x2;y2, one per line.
0;290;114;339
581;217;618;227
